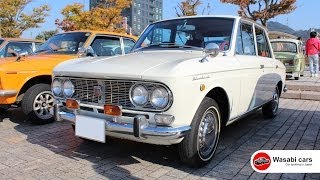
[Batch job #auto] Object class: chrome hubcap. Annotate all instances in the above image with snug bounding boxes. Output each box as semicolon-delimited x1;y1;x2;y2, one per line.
272;88;279;113
197;108;219;160
33;91;54;120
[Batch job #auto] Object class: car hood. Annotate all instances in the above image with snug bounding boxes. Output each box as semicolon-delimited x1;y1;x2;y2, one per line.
54;50;205;79
274;52;296;60
0;54;76;66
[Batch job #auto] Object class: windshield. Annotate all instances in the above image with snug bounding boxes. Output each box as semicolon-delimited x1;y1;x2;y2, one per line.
0;39;4;46
35;32;90;54
271;42;297;53
132;17;234;51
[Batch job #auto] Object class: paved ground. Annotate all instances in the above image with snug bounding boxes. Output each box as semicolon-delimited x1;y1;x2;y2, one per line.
0;99;320;180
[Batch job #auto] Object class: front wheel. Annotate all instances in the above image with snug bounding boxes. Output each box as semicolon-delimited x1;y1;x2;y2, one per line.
178;97;221;167
262;87;279;118
21;84;55;125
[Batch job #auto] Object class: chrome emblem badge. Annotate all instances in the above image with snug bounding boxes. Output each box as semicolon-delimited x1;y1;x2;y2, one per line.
93;86;102;97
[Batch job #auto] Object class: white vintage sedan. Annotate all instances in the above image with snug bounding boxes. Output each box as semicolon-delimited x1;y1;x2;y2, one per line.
52;15;286;167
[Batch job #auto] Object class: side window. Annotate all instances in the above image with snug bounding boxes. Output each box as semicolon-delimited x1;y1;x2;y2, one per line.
91;36;121;56
5;42;33;57
255;27;271;58
123;38;136;54
236;23;256;56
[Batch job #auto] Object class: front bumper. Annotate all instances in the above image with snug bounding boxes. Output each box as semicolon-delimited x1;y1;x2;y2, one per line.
53;104;191;145
0;90;17;97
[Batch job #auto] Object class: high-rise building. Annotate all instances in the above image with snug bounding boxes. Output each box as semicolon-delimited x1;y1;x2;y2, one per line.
90;0;163;35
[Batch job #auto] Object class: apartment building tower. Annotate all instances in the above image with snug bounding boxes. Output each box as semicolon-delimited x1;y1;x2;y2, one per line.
90;0;163;35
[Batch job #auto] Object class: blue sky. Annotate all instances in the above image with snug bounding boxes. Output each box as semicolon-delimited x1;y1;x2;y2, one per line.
22;0;319;38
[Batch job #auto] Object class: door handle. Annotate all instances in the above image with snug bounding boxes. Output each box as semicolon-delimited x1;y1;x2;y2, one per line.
276;65;279;69
260;65;264;69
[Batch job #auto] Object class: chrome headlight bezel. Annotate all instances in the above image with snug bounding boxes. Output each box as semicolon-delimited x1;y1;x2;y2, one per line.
52;78;63;97
63;79;75;98
129;82;173;111
129;84;149;107
150;86;170;109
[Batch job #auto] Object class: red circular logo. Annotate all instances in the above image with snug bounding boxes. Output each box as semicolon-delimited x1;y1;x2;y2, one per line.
253;152;271;171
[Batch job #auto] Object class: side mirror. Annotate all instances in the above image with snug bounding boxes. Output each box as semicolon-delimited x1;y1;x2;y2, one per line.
78;46;97;57
204;43;220;57
200;43;220;62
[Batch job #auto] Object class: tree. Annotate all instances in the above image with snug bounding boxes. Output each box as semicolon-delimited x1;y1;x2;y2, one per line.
55;0;132;32
220;0;296;26
175;0;212;17
0;0;50;38
176;0;202;17
35;30;59;40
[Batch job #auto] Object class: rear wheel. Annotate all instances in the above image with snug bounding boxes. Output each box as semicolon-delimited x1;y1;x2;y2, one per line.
21;84;54;125
178;97;221;167
262;87;279;118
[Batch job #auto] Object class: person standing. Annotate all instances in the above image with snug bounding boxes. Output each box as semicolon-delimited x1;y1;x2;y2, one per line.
306;31;320;77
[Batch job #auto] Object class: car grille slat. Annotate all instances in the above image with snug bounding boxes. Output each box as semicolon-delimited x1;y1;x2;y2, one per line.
69;78;144;109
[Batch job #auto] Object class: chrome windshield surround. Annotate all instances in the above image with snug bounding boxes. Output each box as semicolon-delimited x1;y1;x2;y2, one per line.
54;76;173;112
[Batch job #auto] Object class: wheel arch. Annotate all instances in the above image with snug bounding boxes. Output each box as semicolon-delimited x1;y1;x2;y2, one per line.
18;75;52;98
204;87;230;127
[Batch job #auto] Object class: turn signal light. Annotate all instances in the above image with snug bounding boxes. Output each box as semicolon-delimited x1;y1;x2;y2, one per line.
104;105;122;116
66;99;79;109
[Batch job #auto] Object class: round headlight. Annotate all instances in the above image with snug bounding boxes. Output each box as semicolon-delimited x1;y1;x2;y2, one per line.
150;87;169;109
130;85;148;107
52;79;62;96
63;80;75;98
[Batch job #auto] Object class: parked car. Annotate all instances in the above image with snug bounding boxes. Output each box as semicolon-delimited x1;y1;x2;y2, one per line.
0;31;137;124
52;16;286;167
270;39;305;80
0;38;43;58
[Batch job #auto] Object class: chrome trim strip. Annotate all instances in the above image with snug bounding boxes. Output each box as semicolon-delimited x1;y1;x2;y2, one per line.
0;90;18;97
226;99;272;126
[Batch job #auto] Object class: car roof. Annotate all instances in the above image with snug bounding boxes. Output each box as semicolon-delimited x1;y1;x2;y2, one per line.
55;30;138;41
0;38;43;43
148;15;267;31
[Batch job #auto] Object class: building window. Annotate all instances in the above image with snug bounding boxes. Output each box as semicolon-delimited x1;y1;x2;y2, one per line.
138;9;141;15
138;24;141;30
133;16;136;21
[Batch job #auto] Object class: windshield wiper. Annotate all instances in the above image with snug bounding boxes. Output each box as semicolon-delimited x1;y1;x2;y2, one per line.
133;42;203;52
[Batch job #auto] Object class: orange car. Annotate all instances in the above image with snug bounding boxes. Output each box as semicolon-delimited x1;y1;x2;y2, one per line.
0;38;43;58
0;31;137;124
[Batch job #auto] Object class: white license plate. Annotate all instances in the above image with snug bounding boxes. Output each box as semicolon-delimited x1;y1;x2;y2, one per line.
75;115;106;143
285;63;289;66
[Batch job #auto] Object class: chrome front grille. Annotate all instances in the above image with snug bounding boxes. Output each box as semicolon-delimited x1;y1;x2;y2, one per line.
69;78;155;110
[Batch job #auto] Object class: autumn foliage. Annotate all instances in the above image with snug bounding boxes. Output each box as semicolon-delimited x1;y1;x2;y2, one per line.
55;0;132;32
176;0;202;17
220;0;296;26
0;0;50;38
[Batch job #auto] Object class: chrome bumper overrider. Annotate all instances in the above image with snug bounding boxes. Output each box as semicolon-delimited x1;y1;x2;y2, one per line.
53;104;191;145
0;90;17;97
